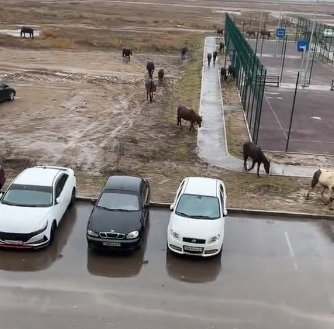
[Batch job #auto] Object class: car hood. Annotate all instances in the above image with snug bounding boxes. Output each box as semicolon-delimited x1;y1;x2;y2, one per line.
89;207;142;234
0;204;51;232
170;213;224;239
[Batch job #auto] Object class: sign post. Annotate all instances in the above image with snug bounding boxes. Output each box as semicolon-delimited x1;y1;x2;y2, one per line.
275;28;286;56
297;40;310;84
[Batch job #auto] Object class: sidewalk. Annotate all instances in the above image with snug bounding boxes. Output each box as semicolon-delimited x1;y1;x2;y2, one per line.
197;36;316;178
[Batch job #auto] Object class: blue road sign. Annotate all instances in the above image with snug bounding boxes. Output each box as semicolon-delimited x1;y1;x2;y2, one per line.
297;40;310;52
276;28;286;38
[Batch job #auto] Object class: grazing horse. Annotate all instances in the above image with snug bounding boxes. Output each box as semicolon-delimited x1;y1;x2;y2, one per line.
220;67;227;81
158;69;164;84
207;53;212;67
228;64;235;79
146;61;155;79
180;47;188;60
260;30;271;39
145;79;157;102
213;51;218;65
177;105;202;132
219;42;225;53
243;141;270;177
20;27;34;38
246;30;257;38
306;169;334;207
216;29;224;37
122;48;132;61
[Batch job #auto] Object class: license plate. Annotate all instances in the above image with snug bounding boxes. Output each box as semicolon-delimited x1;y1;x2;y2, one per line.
184;246;203;252
103;242;121;247
4;240;23;245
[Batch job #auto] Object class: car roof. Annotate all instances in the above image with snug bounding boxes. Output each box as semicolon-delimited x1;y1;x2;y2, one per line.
13;167;62;186
105;175;143;192
183;177;219;197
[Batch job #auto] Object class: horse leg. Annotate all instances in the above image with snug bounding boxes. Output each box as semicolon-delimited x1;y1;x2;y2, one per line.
146;89;149;100
150;92;153;103
189;122;194;131
243;156;248;170
256;163;261;177
247;160;256;172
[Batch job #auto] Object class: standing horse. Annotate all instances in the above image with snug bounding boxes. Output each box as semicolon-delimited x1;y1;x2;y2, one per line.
122;48;132;61
146;61;155;79
228;64;235;79
220;67;227;81
213;51;218;65
260;30;271;39
207;53;212;67
219;42;225;53
158;69;164;84
216;29;224;37
177;105;202;132
246;30;257;38
243;141;270;177
306;169;334;208
145;79;157;102
20;27;34;38
180;47;188;60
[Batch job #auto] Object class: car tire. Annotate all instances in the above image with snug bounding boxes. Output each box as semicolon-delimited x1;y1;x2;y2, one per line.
49;221;57;245
69;187;76;207
8;92;15;101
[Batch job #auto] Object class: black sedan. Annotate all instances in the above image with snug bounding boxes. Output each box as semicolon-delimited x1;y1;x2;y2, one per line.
86;175;150;251
0;83;16;102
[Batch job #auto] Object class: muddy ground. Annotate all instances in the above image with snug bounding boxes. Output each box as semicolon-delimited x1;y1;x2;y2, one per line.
1;0;334;215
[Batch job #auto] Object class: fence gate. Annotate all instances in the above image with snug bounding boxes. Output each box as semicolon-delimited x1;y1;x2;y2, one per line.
224;13;267;143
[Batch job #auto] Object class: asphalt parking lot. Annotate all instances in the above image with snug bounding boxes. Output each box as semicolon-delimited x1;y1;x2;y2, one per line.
0;203;333;329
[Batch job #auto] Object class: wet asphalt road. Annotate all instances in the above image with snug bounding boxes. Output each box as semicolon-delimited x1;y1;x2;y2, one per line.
0;203;333;328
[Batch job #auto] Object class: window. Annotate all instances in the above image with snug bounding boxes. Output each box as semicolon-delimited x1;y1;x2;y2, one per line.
55;174;68;198
175;194;221;220
1;184;53;207
220;184;225;196
97;190;140;211
220;192;224;209
175;181;185;201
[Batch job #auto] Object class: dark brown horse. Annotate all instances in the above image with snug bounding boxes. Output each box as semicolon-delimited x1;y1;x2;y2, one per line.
158;69;164;84
219;42;225;53
243;141;270;177
177;105;202;131
216;29;224;37
260;30;271;39
146;61;155;79
207;53;212;67
180;47;188;60
246;30;257;38
20;27;34;38
145;79;156;102
213;51;218;65
122;48;132;61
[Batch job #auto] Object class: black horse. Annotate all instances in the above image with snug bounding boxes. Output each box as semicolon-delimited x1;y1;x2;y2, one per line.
228;64;235;79
216;29;224;37
146;61;155;79
219;42;225;53
220;67;227;81
260;30;271;39
243;141;270;177
145;79;157;102
158;69;164;84
207;53;212;67
213;51;218;65
122;48;132;61
181;47;188;60
20;27;34;38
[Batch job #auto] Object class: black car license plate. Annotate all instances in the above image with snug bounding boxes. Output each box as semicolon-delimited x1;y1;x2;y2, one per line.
4;240;23;245
184;245;203;252
103;242;121;247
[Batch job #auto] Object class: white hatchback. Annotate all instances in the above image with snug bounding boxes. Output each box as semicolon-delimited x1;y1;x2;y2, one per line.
0;166;76;249
167;177;227;257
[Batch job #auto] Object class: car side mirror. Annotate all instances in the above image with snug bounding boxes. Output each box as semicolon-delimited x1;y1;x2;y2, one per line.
223;210;227;217
170;204;174;211
143;203;149;209
90;199;96;205
55;197;61;205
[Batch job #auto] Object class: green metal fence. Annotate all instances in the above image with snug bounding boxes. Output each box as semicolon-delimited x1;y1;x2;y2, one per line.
295;16;334;65
224;13;267;143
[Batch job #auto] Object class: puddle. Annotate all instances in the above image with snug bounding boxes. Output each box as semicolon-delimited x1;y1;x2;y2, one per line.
0;29;41;38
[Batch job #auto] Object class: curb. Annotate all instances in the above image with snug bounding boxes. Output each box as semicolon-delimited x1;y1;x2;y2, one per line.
75;196;334;220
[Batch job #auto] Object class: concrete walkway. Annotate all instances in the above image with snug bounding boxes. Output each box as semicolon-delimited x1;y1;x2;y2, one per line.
197;36;316;178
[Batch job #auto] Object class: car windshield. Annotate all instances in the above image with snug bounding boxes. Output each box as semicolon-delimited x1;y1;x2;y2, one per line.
97;190;140;211
1;184;53;207
175;194;221;219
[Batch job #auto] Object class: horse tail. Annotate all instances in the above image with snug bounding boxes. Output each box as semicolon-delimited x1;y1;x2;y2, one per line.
242;142;249;159
311;169;322;188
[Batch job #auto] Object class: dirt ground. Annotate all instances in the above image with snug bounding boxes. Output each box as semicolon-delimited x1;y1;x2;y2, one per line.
1;0;334;215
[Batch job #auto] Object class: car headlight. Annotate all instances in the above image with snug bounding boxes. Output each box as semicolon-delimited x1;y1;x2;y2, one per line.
34;221;48;235
170;229;180;240
208;234;220;244
87;230;99;237
126;231;139;239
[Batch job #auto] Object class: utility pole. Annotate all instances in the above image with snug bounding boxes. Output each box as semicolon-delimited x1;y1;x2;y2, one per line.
275;0;283;57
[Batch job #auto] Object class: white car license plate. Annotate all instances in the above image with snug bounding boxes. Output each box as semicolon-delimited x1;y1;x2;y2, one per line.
184;246;203;252
4;240;23;245
103;242;121;247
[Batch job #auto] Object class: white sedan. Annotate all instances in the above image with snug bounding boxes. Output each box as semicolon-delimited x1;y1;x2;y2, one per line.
167;177;227;257
0;166;76;249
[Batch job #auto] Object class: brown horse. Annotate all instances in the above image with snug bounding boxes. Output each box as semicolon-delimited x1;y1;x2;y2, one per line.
177;105;202;131
158;69;164;84
145;79;156;102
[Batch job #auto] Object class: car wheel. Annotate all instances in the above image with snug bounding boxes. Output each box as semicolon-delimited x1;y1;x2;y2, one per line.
49;221;57;245
69;187;76;207
8;92;15;101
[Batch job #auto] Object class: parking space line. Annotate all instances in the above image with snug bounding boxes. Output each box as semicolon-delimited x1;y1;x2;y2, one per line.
284;231;298;270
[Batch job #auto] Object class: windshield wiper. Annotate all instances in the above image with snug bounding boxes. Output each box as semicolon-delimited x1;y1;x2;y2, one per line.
175;211;191;217
96;206;133;212
1;202;38;207
191;215;215;219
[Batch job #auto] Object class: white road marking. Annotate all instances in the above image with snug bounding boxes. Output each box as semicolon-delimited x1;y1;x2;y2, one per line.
277;97;283;99
264;95;287;139
265;92;279;95
266;96;273;99
284;231;298;270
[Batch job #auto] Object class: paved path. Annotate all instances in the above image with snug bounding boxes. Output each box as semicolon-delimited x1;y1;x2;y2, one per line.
197;36;316;178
